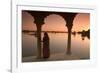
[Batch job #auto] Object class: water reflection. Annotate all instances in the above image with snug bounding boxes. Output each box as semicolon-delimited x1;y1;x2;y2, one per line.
22;32;90;61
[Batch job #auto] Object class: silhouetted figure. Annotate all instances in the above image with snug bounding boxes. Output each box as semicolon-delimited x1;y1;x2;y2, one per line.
43;32;50;58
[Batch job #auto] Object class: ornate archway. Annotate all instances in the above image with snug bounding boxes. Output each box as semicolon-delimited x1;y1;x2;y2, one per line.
24;10;77;58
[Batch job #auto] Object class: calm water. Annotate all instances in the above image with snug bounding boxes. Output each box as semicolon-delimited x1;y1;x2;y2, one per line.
22;32;90;59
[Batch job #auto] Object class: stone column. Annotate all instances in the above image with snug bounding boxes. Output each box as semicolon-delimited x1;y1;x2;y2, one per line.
66;19;73;55
34;17;44;59
65;14;77;55
67;27;72;55
36;25;42;58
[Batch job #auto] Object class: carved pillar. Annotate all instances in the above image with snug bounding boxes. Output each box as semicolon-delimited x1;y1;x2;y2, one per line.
34;17;44;58
67;26;72;55
27;11;47;59
65;14;77;55
65;18;73;55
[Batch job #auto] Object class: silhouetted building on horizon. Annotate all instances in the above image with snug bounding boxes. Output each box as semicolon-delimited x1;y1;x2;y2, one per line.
77;29;90;40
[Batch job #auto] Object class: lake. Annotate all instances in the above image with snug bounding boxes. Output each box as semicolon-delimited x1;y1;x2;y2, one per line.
22;32;90;61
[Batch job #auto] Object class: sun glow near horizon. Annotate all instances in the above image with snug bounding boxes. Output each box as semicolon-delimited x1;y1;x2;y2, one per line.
22;11;90;32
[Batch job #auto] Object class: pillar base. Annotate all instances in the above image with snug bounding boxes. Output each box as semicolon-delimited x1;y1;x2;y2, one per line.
66;51;71;55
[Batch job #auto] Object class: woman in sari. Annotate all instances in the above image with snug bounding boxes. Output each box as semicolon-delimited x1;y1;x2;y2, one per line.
43;32;50;58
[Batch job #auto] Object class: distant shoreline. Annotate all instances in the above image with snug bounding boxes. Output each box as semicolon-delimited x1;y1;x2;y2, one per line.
22;30;68;33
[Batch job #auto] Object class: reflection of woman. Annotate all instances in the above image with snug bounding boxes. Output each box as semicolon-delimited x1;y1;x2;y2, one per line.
43;32;50;58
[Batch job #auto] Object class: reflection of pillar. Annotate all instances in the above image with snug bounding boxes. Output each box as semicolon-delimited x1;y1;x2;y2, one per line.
67;28;71;55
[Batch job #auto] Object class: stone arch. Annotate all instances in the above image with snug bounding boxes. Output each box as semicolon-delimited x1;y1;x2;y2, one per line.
22;11;38;58
25;10;77;58
72;13;90;32
42;14;66;31
22;11;37;31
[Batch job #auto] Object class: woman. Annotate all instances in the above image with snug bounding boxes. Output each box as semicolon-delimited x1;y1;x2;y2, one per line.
43;32;50;58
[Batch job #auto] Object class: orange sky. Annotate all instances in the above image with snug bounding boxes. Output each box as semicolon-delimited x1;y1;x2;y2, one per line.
22;11;90;32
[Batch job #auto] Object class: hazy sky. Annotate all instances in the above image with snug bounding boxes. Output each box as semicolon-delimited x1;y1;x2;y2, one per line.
22;11;90;32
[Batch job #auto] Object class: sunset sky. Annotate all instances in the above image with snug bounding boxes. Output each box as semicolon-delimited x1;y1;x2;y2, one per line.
22;11;90;32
